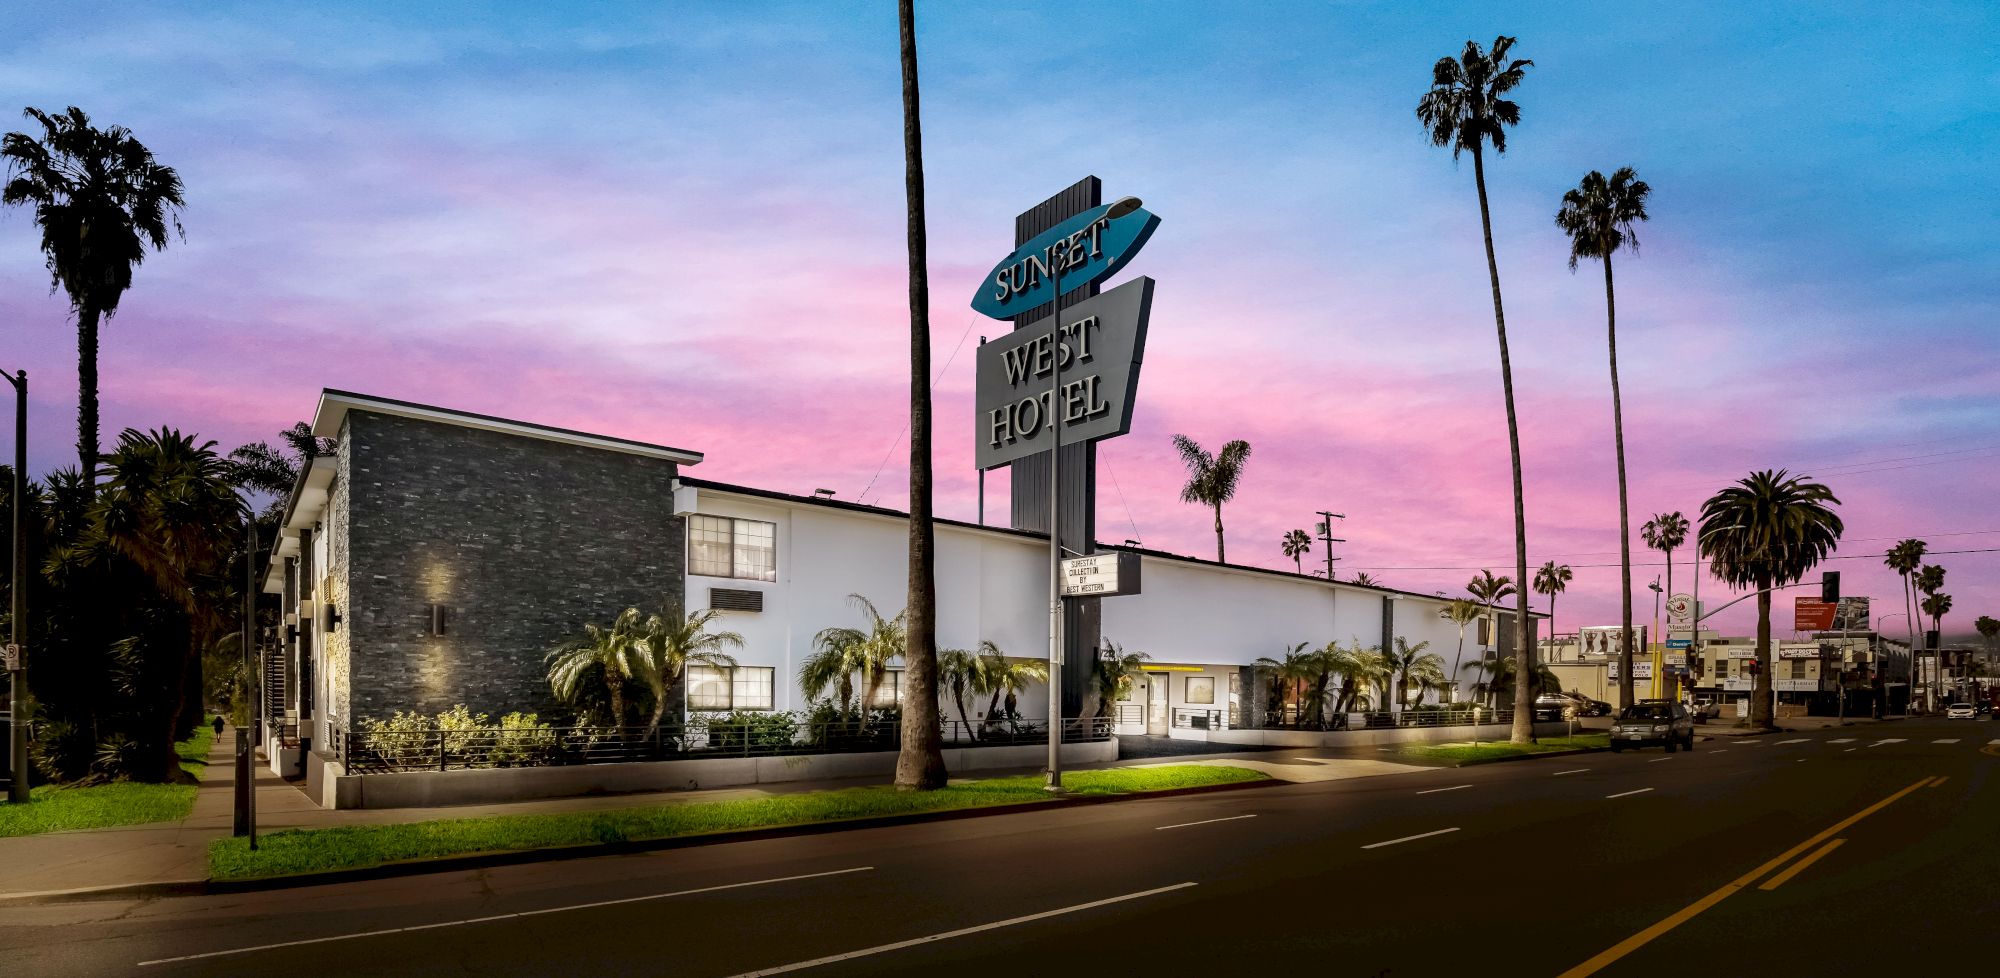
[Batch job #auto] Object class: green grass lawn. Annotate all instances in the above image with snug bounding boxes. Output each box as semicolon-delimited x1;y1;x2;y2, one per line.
209;764;1267;881
0;726;216;838
1389;733;1609;765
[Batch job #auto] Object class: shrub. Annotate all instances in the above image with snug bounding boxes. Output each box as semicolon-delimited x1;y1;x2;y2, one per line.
699;711;800;752
359;705;559;770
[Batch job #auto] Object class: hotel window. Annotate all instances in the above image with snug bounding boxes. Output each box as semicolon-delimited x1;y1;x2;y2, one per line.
1790;659;1808;679
686;666;776;711
869;670;904;709
688;515;777;582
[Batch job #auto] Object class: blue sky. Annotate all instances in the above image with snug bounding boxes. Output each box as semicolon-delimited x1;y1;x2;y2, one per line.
2;1;1996;637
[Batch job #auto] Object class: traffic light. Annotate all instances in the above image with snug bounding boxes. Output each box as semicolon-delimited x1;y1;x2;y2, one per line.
1821;571;1840;603
1749;658;1762;677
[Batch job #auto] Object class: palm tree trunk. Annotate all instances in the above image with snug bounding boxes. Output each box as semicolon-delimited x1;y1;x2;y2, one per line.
1213;501;1225;563
1468;147;1534;745
77;304;101;493
1606;253;1636;712
1548;595;1558;660
1293;553;1302;574
1754;583;1775;729
1451;629;1466;704
894;0;946;790
607;671;626;731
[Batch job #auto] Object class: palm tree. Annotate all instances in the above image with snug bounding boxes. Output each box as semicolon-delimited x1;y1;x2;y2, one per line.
1090;640;1151;722
546;607;647;728
1417;36;1535;744
1339;643;1390;714
1253;641;1320;727
1441;598;1483;703
1641;511;1689;634
893;0;944;790
1885;539;1928;695
802;594;906;723
1698;470;1843;730
1408;655;1451;706
1920;592;1952;639
1171;434;1252;563
3;107;185;494
635;604;743;737
1281;528;1313;574
1977;616;1999;656
1463;651;1560;706
1384;638;1442;711
1466;570;1517;708
1532;561;1572;654
938;641;999;738
1556;166;1652;697
89;428;246;778
1350;572;1380;587
978;651;1048;734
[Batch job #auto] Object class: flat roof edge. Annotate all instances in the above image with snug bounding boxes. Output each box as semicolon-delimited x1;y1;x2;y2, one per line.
315;389;704;464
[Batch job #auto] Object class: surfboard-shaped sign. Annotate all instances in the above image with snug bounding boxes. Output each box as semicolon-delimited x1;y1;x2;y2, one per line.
970;200;1160;321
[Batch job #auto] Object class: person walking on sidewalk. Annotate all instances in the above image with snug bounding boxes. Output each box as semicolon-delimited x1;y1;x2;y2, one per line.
211;714;224;737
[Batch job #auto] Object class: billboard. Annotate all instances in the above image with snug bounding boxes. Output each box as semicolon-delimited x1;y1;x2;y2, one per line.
1795;598;1837;632
1579;625;1648;658
1831;597;1871;631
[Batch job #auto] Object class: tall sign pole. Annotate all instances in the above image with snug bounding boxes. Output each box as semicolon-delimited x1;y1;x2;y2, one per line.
972;188;1158;792
6;370;27;803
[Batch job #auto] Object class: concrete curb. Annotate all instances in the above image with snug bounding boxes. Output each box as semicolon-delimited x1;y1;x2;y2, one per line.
7;777;1283;903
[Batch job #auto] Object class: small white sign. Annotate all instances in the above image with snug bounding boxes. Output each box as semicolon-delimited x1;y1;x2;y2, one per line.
1;643;17;670
1665;593;1695;627
1059;552;1140;597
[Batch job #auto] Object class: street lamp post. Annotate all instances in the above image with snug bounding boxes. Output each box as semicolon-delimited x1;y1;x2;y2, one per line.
1044;195;1144;794
5;369;25;803
1648;577;1663;700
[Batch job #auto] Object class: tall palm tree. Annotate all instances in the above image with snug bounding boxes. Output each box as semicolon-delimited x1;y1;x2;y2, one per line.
893;0;945;790
1441;598;1483;703
3;107;185;494
1699;470;1843;730
1641;511;1689;631
636;604;743;737
1171;434;1251;563
1417;36;1535;743
1885;538;1928;695
547;608;646;727
1556;166;1652;699
802;594;906;722
1281;528;1313;574
938;640;999;738
1532;561;1572;654
1090;640;1151;721
89;427;246;778
1384;638;1442;711
1920;592;1951;639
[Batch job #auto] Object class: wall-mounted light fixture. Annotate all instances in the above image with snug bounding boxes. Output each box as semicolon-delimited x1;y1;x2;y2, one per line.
428;603;452;637
323;603;342;632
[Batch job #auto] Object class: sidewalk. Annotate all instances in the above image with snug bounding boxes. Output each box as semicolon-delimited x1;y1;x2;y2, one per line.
0;738;1426;900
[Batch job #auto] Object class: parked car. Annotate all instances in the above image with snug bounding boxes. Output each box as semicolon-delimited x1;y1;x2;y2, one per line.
1610;700;1695;752
1554;691;1612;717
1945;702;1976;719
1533;695;1571;722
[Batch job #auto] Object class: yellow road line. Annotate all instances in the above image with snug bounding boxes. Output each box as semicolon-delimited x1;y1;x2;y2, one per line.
1556;776;1933;978
1757;838;1845;891
1929;776;1948;788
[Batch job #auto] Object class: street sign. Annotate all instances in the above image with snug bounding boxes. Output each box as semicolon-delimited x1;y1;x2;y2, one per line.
1;644;17;670
1666;638;1692;649
974;277;1154;470
971;200;1160;320
1059;552;1141;598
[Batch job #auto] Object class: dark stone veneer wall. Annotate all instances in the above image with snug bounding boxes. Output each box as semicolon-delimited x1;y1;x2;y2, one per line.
339;409;684;721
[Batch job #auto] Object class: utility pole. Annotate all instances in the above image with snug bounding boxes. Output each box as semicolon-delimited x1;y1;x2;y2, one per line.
5;369;27;803
1314;511;1344;582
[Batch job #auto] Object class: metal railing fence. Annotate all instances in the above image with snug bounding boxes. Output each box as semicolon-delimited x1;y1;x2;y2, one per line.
1261;706;1518;731
336;715;1113;775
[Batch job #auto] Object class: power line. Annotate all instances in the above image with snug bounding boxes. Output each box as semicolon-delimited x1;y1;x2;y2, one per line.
855;316;978;506
1102;454;1142;545
1398;528;2000;566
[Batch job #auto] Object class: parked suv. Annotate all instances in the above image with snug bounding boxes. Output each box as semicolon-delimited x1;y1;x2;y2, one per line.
1610;700;1695;752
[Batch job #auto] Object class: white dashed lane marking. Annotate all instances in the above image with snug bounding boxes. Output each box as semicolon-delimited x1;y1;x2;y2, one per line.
1777;738;1810;744
1933;739;1960;744
1828;738;1855;743
1606;788;1654;799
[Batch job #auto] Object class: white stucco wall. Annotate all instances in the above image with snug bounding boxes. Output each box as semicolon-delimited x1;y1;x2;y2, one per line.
677;483;1501;717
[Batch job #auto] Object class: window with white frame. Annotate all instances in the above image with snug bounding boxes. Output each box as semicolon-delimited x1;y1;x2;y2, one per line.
688;515;777;581
686;666;776;711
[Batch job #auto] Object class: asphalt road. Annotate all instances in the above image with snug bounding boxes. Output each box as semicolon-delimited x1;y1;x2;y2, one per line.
6;717;1994;977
